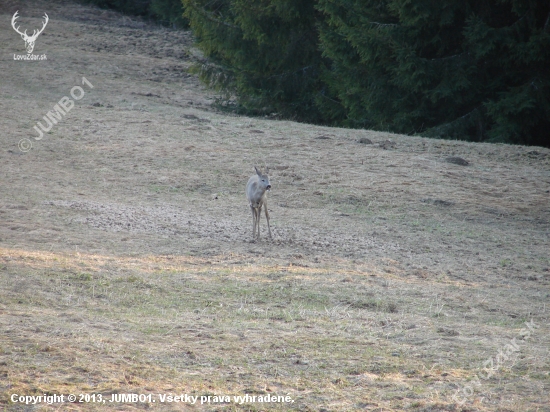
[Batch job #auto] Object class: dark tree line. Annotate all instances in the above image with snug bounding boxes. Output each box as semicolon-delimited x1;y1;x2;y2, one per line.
87;0;550;147
84;0;188;28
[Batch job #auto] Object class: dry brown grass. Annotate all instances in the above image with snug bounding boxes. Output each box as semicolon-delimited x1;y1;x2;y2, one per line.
1;1;549;410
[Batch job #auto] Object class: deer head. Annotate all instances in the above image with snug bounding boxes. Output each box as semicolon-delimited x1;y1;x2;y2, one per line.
11;11;49;54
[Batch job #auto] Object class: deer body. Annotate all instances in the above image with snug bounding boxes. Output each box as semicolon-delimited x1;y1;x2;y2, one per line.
246;166;272;240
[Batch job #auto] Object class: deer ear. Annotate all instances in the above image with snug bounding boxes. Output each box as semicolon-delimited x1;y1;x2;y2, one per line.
265;166;269;175
254;166;261;176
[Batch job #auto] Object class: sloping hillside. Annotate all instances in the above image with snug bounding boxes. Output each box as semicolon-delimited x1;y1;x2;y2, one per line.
1;1;549;411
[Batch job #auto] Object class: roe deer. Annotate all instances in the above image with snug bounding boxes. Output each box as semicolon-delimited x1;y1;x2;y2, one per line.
246;166;272;240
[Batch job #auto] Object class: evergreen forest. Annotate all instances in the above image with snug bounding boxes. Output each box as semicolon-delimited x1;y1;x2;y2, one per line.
86;0;550;147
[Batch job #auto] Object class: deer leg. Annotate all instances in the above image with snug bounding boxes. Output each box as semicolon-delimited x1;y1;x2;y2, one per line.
264;200;272;239
250;205;256;241
255;207;260;240
256;205;262;239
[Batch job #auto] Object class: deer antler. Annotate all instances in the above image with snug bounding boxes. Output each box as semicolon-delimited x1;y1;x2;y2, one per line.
31;13;49;40
11;11;27;37
11;11;49;40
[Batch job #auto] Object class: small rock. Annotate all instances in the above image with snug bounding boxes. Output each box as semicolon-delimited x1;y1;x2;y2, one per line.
433;199;453;207
437;327;459;336
358;137;372;144
422;198;454;207
379;140;396;149
445;156;469;166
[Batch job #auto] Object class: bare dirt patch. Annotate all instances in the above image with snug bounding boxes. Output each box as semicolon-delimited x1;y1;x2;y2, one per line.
1;1;549;411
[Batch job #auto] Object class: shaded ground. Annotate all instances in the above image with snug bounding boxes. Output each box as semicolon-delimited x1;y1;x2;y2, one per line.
1;1;549;411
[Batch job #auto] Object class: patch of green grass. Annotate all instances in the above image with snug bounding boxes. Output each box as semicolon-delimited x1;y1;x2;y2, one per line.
148;184;181;193
1;249;548;411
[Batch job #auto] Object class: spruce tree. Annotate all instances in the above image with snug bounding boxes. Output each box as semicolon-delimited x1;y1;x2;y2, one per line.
316;0;550;145
91;0;550;146
83;0;152;16
83;0;187;27
182;0;324;119
150;0;188;28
